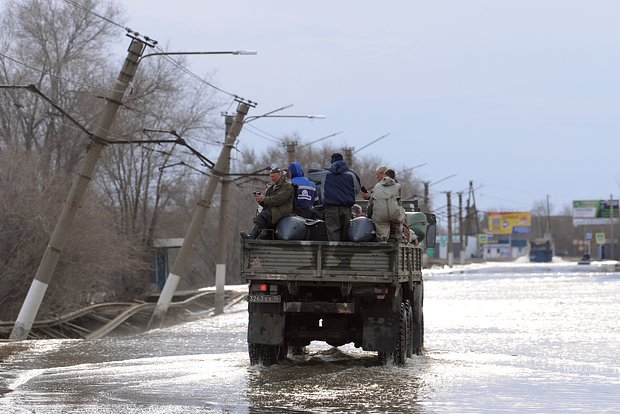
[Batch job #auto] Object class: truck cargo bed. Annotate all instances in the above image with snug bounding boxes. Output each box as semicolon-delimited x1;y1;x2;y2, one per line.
241;239;422;284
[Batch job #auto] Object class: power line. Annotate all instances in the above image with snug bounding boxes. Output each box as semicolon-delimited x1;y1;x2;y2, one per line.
242;124;282;144
61;0;130;32
60;0;249;103
243;124;282;143
0;84;103;143
0;51;121;94
152;46;249;103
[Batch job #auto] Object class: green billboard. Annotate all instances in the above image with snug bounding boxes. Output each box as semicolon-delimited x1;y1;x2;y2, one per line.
572;199;619;225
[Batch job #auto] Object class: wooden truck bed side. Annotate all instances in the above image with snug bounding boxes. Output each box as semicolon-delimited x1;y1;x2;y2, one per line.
241;239;423;285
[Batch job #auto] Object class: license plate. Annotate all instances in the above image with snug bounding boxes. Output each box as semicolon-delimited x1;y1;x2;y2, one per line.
247;294;281;303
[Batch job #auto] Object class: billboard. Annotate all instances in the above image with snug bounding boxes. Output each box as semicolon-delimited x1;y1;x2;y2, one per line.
572;199;619;225
487;212;532;235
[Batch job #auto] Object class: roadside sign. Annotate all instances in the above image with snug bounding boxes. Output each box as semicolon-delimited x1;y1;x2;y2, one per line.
585;233;592;241
595;232;606;244
438;235;447;247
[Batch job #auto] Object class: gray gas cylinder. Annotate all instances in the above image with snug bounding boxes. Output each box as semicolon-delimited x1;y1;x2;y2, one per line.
275;215;309;240
347;217;376;242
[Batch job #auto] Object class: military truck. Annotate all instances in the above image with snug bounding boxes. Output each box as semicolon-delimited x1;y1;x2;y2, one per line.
240;201;436;366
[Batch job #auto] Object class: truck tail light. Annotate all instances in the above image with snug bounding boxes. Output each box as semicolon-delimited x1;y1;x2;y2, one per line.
251;283;268;292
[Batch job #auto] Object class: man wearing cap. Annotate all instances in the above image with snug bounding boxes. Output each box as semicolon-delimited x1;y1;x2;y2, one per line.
245;167;294;239
323;153;361;241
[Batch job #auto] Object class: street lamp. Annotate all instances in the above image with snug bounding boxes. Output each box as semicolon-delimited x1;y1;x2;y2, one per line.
352;133;391;155
139;50;257;62
240;103;325;124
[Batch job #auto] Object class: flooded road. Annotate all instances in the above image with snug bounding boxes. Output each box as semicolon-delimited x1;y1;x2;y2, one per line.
2;261;619;412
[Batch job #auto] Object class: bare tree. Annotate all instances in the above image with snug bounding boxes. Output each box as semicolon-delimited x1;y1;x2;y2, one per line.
0;0;123;174
95;59;222;245
0;0;155;320
0;148;149;320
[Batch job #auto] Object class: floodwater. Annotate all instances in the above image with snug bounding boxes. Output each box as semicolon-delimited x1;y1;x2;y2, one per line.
1;260;619;413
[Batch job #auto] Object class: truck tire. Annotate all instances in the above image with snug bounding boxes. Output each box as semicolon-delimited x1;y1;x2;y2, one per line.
377;302;408;366
412;284;424;355
405;299;413;358
248;343;283;366
288;345;306;356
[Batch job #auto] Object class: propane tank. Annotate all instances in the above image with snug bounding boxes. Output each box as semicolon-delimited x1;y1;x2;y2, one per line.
347;217;376;242
275;216;309;240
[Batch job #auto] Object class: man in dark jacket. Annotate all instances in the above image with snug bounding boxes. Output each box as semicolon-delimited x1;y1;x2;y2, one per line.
323;153;361;241
245;167;294;239
288;161;318;219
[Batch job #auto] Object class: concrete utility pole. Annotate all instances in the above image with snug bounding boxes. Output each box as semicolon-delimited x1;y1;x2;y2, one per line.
423;181;430;212
214;115;234;315
446;191;454;267
10;39;146;341
343;147;354;166
149;101;250;328
284;140;297;164
458;192;465;264
610;194;615;260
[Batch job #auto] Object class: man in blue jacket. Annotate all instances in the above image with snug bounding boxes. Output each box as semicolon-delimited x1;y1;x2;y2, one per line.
323;153;361;241
288;161;318;219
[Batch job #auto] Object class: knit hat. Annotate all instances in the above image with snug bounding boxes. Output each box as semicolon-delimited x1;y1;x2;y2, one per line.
270;167;282;174
330;153;344;163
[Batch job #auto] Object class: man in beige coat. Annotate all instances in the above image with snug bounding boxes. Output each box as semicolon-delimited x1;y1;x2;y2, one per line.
368;168;406;241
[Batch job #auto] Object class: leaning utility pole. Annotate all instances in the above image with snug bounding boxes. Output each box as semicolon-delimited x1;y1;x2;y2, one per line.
216;115;234;266
10;39;146;341
149;101;250;328
214;115;234;315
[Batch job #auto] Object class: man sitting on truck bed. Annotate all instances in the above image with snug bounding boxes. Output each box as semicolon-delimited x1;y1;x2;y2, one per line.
288;161;318;219
243;167;294;239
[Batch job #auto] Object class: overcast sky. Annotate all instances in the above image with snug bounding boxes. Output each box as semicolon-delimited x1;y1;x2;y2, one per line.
123;1;620;215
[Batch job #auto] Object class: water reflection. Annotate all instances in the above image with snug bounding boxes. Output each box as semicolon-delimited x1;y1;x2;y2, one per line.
246;348;427;413
1;263;619;412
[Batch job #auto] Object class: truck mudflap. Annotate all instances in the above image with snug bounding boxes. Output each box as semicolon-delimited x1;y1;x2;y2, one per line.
248;312;284;345
363;316;398;353
284;301;355;314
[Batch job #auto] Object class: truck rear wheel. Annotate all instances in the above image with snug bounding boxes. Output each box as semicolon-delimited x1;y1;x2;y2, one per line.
377;302;408;366
412;284;424;355
248;343;285;366
405;299;413;358
288;345;306;356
